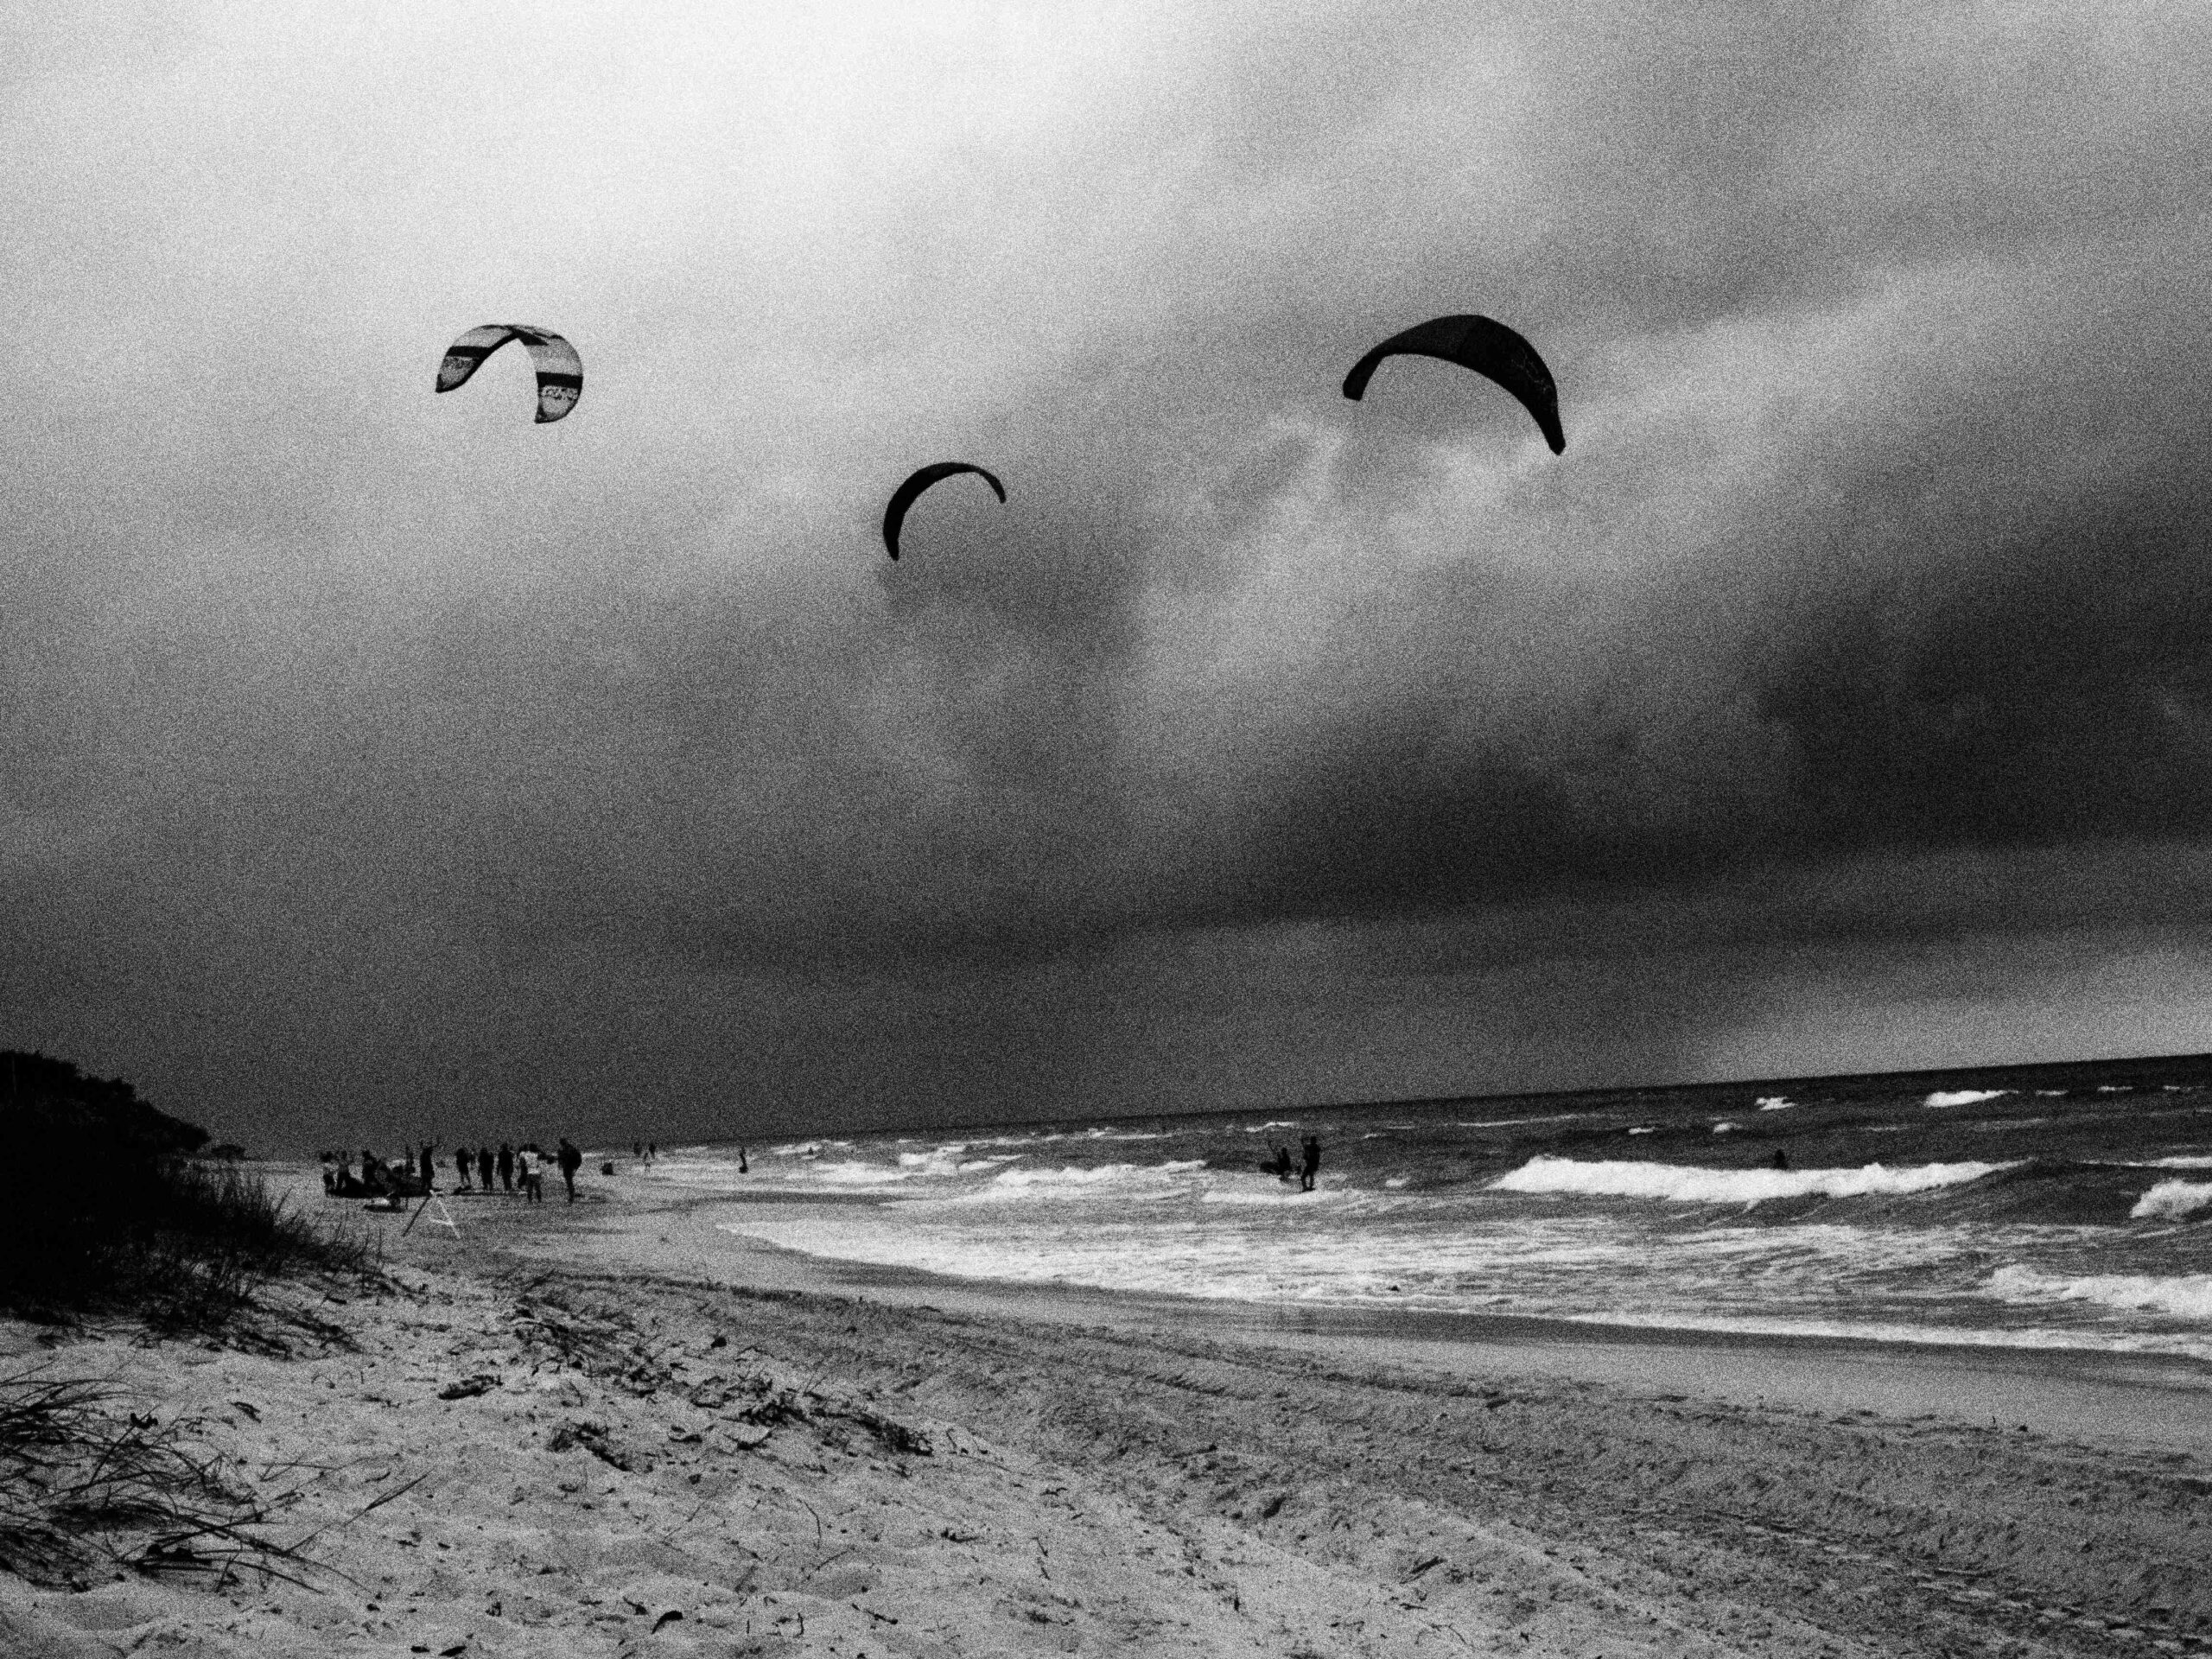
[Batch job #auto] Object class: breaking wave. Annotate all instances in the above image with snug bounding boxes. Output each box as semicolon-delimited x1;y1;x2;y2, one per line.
1986;1266;2212;1321
1926;1090;2011;1108
2131;1179;2212;1221
991;1160;1207;1188
1490;1156;2012;1206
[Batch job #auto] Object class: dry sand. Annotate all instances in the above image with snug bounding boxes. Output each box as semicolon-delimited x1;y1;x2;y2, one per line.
5;1165;2210;1658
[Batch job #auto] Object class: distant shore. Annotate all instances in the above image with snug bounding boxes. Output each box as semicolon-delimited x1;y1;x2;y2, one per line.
5;1159;2209;1656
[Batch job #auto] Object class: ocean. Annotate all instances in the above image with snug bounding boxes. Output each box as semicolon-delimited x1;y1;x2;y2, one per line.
645;1054;2212;1363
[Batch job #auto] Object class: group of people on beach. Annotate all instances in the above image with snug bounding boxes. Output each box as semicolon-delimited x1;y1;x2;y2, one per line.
1268;1135;1324;1192
320;1139;588;1204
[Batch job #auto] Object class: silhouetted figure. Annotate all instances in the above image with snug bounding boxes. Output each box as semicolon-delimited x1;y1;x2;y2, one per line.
1771;1148;1790;1170
647;1142;657;1164
738;1146;748;1175
634;1141;644;1160
1272;1144;1294;1183
557;1138;582;1202
518;1145;543;1204
454;1145;472;1191
1300;1135;1321;1192
421;1142;435;1190
477;1146;493;1192
498;1142;514;1192
320;1152;336;1195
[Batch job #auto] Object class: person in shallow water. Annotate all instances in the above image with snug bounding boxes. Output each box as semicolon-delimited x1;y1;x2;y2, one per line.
558;1138;582;1202
1300;1135;1322;1192
1271;1144;1294;1182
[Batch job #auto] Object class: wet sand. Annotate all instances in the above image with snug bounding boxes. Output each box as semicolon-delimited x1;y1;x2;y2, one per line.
4;1164;2209;1656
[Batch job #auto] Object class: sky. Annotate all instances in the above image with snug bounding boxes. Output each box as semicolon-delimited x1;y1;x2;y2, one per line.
5;2;2211;1152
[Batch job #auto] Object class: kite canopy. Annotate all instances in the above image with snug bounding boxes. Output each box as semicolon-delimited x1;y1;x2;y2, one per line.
435;324;584;423
882;462;1007;560
1342;315;1563;454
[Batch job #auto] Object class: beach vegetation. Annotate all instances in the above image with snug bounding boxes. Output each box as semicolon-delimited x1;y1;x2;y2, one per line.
0;1050;372;1335
0;1368;334;1590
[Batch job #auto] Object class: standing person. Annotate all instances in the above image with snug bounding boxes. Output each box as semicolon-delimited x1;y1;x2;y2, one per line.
497;1142;514;1192
454;1144;472;1192
319;1152;336;1194
737;1146;748;1175
420;1142;435;1190
518;1144;543;1203
647;1142;657;1165
1300;1135;1321;1192
557;1138;583;1203
477;1145;494;1193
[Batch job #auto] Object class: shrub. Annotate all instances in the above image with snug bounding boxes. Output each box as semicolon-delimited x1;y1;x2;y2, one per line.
0;1051;368;1331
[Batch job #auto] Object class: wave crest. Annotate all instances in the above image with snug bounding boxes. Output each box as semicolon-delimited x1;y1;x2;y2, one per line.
1489;1156;2012;1206
2132;1179;2212;1221
1925;1089;2011;1108
1988;1265;2212;1320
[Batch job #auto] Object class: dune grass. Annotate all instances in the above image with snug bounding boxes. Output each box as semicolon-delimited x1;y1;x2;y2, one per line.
3;1052;374;1333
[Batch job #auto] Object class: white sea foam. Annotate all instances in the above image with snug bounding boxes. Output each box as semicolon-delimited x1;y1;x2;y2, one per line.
1755;1096;1793;1111
1711;1122;1738;1135
1489;1156;2011;1205
989;1160;1207;1191
1549;1309;2212;1362
1200;1184;1351;1205
2145;1155;2212;1169
1453;1114;1586;1130
2131;1179;2212;1221
1626;1126;1656;1136
1987;1265;2212;1321
785;1160;918;1186
1925;1089;2011;1108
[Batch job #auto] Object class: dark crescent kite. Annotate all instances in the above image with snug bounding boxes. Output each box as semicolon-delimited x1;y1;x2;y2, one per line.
435;325;584;423
1342;315;1563;454
882;462;1006;560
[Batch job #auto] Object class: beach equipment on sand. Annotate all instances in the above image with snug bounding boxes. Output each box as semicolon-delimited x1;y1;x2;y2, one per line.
402;1191;461;1237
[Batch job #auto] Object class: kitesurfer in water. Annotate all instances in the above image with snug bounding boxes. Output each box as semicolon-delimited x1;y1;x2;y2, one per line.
1300;1135;1322;1192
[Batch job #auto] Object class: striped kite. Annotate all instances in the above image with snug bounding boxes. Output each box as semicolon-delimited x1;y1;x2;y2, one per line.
435;325;584;423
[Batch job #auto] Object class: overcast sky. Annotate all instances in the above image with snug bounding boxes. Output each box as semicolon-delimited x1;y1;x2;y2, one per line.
5;2;2210;1151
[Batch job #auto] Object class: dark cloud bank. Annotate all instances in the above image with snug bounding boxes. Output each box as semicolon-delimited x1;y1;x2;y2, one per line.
4;4;2209;1147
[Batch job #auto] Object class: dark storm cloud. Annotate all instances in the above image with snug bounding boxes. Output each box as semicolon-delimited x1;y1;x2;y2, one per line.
5;3;2210;1142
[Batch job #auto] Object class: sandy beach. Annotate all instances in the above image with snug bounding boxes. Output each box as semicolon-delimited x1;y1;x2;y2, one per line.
6;1166;2211;1659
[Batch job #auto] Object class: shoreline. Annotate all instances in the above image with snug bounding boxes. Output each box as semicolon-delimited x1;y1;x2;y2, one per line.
10;1161;2205;1656
445;1169;2212;1456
